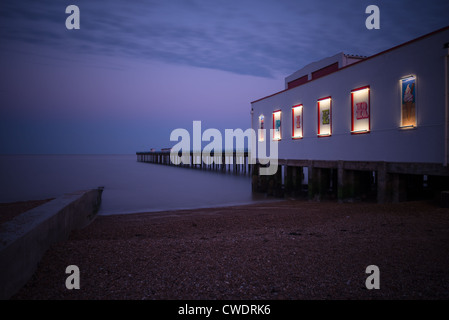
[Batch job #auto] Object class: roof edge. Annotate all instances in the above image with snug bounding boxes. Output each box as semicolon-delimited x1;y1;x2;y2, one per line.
251;25;449;105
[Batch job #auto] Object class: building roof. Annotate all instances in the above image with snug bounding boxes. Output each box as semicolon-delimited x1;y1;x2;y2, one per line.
284;52;366;90
251;25;449;104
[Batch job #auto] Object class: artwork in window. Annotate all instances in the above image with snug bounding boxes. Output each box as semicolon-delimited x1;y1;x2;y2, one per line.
296;116;301;128
292;105;303;139
351;86;370;133
273;110;282;140
322;110;330;124
356;102;369;119
318;97;331;136
275;120;281;130
400;76;416;127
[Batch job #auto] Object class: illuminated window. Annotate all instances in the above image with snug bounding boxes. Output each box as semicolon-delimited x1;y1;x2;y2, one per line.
317;97;332;136
258;115;265;141
292;105;303;139
400;76;416;128
351;86;370;134
272;110;282;140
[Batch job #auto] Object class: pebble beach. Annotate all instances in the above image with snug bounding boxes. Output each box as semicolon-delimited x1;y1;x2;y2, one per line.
6;199;449;300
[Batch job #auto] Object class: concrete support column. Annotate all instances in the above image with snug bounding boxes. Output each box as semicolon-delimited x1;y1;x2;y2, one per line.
319;168;331;199
330;168;338;199
266;165;279;196
284;165;293;195
308;162;319;200
235;155;238;172
243;156;247;174
377;162;388;203
337;161;345;202
338;162;355;202
259;165;268;193
251;164;259;192
275;164;283;196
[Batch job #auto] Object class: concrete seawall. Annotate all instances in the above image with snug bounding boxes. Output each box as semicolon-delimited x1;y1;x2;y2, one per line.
0;187;103;300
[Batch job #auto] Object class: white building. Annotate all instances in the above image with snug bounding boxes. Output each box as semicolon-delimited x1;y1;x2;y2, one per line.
250;26;449;203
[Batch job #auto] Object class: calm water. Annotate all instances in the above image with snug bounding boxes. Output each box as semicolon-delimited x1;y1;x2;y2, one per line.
0;154;268;215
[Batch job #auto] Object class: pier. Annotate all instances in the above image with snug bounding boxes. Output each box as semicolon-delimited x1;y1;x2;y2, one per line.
252;159;449;204
137;150;449;204
136;150;253;175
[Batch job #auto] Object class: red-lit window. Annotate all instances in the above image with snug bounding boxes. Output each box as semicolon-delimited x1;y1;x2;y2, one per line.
258;115;265;141
317;97;332;137
400;76;416;128
292;105;303;139
272;110;282;141
351;86;370;133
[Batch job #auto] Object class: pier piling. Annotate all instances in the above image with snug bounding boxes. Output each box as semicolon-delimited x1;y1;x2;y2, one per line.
137;151;449;205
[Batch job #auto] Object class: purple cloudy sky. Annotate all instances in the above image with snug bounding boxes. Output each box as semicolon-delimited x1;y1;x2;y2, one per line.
1;0;448;154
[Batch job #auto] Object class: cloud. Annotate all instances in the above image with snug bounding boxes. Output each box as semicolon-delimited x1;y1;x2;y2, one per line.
1;0;449;78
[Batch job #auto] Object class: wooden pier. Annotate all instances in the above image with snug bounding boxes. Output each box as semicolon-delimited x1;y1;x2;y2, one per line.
136;150;252;175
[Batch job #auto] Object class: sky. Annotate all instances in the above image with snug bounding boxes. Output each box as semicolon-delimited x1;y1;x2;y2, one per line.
0;0;448;154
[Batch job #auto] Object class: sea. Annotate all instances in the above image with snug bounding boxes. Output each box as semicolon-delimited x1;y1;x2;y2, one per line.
0;154;270;215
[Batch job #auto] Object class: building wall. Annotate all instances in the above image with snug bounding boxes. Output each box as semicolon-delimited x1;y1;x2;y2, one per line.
252;27;449;164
